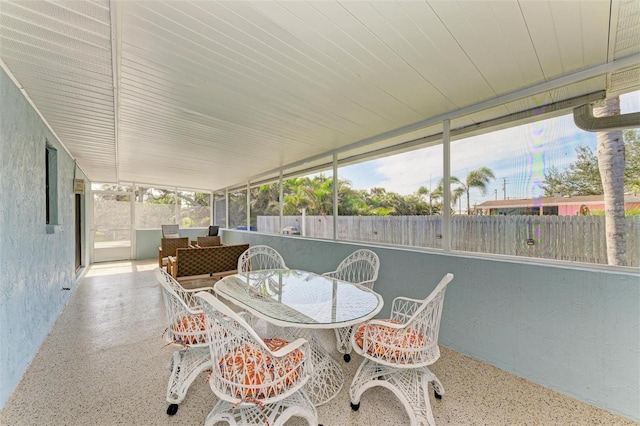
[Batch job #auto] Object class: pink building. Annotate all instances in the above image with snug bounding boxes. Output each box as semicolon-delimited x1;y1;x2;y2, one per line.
478;194;640;216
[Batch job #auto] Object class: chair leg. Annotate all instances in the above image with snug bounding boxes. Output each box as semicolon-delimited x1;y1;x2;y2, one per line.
349;360;442;426
204;390;317;426
426;369;445;399
165;347;211;414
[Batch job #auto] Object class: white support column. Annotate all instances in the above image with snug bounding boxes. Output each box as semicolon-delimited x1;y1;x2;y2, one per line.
279;170;284;234
225;188;229;229
442;119;451;251
130;185;135;259
174;187;178;224
210;192;214;226
246;182;250;230
333;153;338;240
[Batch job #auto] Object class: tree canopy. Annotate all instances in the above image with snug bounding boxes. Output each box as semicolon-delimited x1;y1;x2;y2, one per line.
543;130;640;197
228;174;440;227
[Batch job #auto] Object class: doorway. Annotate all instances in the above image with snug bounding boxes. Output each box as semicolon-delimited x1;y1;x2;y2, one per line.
92;190;133;262
75;193;82;271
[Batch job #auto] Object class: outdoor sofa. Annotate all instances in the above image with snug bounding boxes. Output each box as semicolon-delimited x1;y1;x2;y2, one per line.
167;243;250;281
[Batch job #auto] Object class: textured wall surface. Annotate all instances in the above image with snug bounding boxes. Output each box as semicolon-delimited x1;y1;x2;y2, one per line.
0;68;82;408
223;230;640;422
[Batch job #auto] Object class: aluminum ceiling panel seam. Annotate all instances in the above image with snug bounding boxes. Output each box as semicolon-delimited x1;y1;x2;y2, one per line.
0;3;110;46
311;1;450;115
125;1;424;124
109;0;120;184
118;38;409;128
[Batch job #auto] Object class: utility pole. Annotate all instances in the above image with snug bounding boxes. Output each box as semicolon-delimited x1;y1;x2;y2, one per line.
502;178;507;200
494;188;497;200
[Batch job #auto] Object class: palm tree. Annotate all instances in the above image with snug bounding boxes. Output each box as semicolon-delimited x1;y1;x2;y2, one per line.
434;179;465;213
417;186;435;214
451;167;495;214
594;96;626;265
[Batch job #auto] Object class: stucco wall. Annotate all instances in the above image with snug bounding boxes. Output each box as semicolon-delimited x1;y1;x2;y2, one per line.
222;230;640;422
0;68;84;408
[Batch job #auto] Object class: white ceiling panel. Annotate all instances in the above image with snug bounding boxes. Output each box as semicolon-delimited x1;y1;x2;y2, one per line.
1;0;638;191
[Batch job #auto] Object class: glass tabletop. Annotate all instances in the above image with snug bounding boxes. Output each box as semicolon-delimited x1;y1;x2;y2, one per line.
214;269;384;329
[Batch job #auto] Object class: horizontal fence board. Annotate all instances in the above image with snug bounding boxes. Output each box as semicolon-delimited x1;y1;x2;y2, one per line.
255;215;640;267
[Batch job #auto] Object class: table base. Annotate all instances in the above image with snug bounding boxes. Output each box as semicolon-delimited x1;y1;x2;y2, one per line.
296;330;345;406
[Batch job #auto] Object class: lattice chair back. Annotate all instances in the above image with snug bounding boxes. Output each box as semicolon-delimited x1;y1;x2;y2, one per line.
352;273;453;368
155;267;211;347
195;291;312;405
324;249;379;289
238;245;287;272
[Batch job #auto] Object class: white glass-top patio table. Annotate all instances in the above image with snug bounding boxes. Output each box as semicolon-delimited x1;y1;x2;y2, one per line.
214;269;384;406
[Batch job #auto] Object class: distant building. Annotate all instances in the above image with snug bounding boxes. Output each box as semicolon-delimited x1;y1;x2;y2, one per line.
477;194;640;216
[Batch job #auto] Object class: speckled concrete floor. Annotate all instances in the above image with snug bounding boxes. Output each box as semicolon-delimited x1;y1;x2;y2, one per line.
0;260;636;426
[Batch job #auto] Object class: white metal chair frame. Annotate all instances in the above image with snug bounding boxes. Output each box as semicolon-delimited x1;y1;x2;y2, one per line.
237;245;288;273
349;273;454;426
322;249;380;362
155;267;216;416
196;291;318;426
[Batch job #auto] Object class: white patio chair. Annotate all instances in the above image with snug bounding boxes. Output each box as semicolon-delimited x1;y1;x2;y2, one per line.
237;245;287;272
155;267;216;416
322;249;380;362
195;291;317;426
349;273;454;426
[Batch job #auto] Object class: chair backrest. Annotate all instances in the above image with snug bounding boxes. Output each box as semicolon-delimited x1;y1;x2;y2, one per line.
393;273;453;366
195;291;311;404
208;225;219;236
173;244;249;278
197;236;221;247
237;245;287;272
354;273;453;368
326;249;380;289
161;237;190;258
162;224;180;238
154;267;209;346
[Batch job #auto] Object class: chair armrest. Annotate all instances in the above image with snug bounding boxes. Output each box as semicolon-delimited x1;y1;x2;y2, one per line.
265;337;310;357
262;338;314;375
167;256;177;278
256;338;314;380
181;286;216;308
390;296;422;322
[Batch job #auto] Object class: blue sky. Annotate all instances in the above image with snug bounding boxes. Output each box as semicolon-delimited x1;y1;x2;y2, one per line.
339;91;639;209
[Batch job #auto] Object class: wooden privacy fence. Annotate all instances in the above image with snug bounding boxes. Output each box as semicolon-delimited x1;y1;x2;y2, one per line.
257;215;640;267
